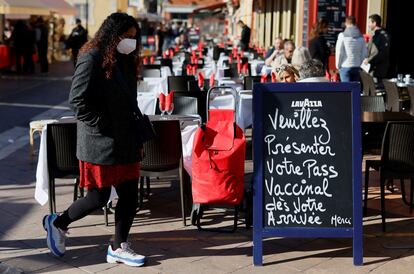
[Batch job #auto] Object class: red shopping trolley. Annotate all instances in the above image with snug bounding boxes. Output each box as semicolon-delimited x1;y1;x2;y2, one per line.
191;86;247;232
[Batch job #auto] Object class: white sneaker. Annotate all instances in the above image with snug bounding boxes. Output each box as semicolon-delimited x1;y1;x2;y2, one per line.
106;242;145;267
42;214;67;257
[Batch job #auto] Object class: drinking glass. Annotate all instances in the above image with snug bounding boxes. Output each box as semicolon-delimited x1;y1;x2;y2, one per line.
158;101;166;116
166;103;174;115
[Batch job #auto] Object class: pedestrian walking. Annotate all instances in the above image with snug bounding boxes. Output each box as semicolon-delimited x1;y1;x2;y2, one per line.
66;18;88;66
363;14;390;85
335;16;367;82
42;12;147;267
309;18;331;71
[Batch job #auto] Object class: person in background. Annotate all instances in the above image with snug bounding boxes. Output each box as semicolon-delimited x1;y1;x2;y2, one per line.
10;20;28;74
291;46;312;71
66;18;88;66
270;40;295;70
277;64;299;82
237;20;251;51
264;37;284;65
35;17;49;73
155;23;165;56
309;18;331;71
298;59;330;82
363;14;390;85
335;16;367;82
42;13;147;267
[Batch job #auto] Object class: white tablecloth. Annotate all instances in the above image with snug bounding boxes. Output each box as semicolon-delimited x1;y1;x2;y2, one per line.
137;93;157;115
138;77;168;95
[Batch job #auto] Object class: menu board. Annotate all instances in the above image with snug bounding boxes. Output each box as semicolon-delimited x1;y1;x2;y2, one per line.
318;0;347;47
252;82;363;267
262;92;352;228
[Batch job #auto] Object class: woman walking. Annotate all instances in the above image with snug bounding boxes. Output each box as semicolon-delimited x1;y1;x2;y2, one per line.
42;13;146;267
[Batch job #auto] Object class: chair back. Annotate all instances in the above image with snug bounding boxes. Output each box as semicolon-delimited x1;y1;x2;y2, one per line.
383;80;400;112
143;64;161;70
160;58;173;71
168;75;196;92
359;70;377;96
142;69;161;78
47;123;79;178
407;86;414;116
141;120;182;172
244;76;261;90
360;96;386;112
382;121;414;168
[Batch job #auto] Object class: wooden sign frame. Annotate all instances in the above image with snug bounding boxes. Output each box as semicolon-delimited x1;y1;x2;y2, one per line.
252;82;362;266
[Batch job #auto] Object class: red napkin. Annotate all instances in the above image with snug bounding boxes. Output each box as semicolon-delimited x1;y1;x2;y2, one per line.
325;70;331;81
261;74;267;83
162;52;166;58
209;74;215;87
159;93;166;111
175;45;180;52
199;50;203;58
143;57;148;65
192;65;197;75
186;64;192;75
198;72;205;88
150;56;154;64
271;72;277;82
242;63;249;74
241;50;244;57
191;50;196;58
236;55;241;64
169;48;174;58
166;91;174;111
229;55;233;63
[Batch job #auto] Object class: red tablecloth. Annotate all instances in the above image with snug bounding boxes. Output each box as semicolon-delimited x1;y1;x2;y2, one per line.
0;45;11;69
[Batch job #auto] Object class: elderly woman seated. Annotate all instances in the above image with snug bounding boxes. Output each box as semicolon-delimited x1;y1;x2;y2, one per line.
276;64;299;82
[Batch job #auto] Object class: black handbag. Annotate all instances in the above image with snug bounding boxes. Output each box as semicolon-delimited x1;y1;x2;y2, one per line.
132;107;156;144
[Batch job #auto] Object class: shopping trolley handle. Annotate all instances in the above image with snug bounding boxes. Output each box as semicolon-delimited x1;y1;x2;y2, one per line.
206;86;238;121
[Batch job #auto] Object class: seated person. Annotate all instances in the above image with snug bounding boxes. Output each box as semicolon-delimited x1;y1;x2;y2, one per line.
298;59;330;82
291;46;312;70
270;40;295;70
264;37;284;65
276;64;299;82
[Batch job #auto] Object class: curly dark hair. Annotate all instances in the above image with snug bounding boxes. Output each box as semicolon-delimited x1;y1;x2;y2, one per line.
80;12;141;79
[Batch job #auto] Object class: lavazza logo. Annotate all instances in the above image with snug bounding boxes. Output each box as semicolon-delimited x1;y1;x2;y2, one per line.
291;98;323;108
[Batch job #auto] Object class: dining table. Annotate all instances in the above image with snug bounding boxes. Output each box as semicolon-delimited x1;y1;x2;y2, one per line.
34;114;201;206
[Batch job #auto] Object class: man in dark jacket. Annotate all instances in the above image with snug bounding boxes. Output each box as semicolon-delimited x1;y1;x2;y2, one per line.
363;14;390;83
237;20;250;51
66;19;88;66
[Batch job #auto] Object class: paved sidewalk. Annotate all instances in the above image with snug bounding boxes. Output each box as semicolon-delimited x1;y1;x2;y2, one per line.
1;63;414;273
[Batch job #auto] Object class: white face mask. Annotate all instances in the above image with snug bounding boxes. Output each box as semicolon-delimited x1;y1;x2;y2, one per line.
117;38;136;55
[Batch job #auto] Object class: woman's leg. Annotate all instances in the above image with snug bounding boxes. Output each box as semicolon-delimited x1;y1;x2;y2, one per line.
54;187;111;230
113;179;139;249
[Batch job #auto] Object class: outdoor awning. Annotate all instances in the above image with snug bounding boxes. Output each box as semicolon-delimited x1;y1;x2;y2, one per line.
0;0;76;16
192;1;226;14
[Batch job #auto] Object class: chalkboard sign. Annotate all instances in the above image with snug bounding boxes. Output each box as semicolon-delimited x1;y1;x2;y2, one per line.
253;83;362;266
318;0;346;47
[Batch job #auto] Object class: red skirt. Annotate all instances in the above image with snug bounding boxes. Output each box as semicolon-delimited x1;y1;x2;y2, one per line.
79;160;141;189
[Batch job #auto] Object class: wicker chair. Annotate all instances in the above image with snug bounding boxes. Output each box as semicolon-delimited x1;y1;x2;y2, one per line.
168;75;196;92
139;120;189;225
407;86;414;116
142;69;161;78
364;121;414;231
46;122;81;214
360;96;386;112
243;76;261;90
383;80;401;112
359;70;384;96
155;96;198;116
